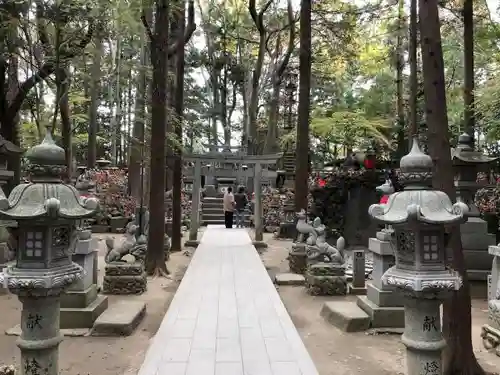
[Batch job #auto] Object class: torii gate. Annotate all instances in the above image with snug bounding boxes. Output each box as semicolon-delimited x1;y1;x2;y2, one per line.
183;152;281;249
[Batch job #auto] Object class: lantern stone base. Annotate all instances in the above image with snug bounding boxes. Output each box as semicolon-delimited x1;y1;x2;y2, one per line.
0;241;13;295
320;301;371;332
305;263;347;296
60;293;109;329
277;222;296;239
288;243;307;274
103;262;147;295
461;218;496;281
356;295;405;329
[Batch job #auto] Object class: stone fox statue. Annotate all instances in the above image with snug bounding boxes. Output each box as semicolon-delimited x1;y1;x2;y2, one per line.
306;217;345;265
105;221;145;263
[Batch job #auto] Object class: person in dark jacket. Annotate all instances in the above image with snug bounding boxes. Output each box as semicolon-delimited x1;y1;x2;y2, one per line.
234;186;248;228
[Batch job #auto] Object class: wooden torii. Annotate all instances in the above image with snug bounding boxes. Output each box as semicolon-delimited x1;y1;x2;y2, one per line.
183;152;282;249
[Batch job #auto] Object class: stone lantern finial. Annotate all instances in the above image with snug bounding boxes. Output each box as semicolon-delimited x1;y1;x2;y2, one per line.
25;129;67;182
456;132;474;151
399;137;433;189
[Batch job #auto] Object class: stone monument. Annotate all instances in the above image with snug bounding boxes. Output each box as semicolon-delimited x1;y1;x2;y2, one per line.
288;210;309;274
349;250;367;295
0;130;99;375
481;243;500;354
452;132;497;280
305;217;347;295
277;199;296;239
371;138;465;375
103;221;147;295
60;226;108;329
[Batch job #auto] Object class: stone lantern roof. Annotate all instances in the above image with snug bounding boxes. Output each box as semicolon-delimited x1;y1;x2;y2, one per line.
369;138;468;225
451;132;497;164
0;130;98;220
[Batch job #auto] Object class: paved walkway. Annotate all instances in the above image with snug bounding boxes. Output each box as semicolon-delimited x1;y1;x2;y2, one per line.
138;226;319;375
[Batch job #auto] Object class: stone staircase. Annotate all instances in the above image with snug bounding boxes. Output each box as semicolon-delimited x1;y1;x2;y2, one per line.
201;197;250;226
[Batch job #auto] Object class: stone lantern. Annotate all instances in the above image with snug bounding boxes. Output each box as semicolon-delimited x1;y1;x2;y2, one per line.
452;132;497;280
0;130;98;375
369;138;467;375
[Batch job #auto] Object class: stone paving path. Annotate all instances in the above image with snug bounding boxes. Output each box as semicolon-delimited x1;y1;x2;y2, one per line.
138;225;319;375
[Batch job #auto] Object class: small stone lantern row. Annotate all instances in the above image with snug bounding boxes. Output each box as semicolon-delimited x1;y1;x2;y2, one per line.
369;138;467;375
0;129;99;375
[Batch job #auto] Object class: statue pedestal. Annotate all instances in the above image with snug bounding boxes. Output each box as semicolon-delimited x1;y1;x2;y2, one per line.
0;224;15;295
60;237;108;329
356;235;404;328
103;262;147;295
306;263;347;296
288;243;307;274
461;218;496;281
277;222;296;239
482;244;500;355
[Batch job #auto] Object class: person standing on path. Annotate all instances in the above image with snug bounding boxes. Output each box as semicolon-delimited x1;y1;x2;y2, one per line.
234;186;248;228
223;187;235;228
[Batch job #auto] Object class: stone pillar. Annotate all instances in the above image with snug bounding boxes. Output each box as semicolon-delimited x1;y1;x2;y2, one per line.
349;249;367;295
356;231;404;328
402;297;445;375
277;203;296;239
186;160;201;248
18;296;64;375
252;163;267;249
481;244;500;354
0;224;14;294
60;230;108;329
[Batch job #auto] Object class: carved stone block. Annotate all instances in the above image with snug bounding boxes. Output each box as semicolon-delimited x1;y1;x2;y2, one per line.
288;243;307;274
305;263;347;296
102;262;147;295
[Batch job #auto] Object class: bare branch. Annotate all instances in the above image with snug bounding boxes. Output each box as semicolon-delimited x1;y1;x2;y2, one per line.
6;23;95;123
275;0;295;80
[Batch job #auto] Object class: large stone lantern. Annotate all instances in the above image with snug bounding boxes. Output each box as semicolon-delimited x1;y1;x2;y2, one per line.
452;132;497;280
0;130;98;375
369;138;467;375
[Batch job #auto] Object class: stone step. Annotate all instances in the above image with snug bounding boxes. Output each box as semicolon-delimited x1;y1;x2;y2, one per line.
60;294;109;329
91;300;146;336
203;197;224;203
275;273;305;286
202;208;224;215
320;301;370;332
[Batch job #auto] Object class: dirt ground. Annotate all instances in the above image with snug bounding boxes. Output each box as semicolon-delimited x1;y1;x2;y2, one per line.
261;234;500;375
0;230;499;375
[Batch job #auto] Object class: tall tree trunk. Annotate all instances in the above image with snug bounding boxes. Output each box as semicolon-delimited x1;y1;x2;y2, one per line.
395;0;406;157
129;3;150;199
418;0;484;374
111;37;122;165
210;69;219;150
248;0;273;154
172;0;187;252
59;66;72;181
222;31;229;149
294;0;311;211
144;0;170;276
463;0;474;142
88;25;103;169
264;0;295;154
408;0;418;139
